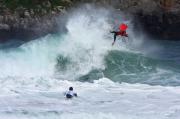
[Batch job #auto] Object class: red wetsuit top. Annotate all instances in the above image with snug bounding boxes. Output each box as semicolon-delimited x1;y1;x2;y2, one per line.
117;23;128;37
116;30;128;37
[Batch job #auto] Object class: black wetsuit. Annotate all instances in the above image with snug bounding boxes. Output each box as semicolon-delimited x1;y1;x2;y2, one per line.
111;31;128;42
65;91;77;99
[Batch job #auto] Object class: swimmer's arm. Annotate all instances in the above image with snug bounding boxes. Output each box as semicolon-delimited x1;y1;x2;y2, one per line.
74;93;77;97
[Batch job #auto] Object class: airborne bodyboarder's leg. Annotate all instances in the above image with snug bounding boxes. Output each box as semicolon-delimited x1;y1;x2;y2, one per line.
111;31;117;46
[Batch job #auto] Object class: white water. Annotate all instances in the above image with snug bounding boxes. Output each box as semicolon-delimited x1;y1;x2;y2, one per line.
0;78;180;119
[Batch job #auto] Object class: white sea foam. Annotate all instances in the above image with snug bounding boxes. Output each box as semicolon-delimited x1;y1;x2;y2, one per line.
0;78;180;119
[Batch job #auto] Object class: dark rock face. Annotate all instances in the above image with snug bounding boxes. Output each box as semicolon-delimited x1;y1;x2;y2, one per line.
0;14;60;42
0;0;69;42
137;11;180;40
131;0;180;40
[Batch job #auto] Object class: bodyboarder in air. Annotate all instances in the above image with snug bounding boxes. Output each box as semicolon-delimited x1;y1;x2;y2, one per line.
111;23;128;46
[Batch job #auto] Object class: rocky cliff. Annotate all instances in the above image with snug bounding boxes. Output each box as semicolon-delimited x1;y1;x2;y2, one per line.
0;0;72;42
0;0;180;42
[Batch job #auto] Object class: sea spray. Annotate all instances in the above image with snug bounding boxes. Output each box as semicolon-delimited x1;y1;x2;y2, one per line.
0;5;116;79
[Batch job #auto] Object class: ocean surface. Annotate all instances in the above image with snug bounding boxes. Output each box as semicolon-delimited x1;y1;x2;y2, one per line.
0;5;180;119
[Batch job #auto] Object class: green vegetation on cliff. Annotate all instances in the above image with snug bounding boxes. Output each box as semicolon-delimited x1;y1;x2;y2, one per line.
3;0;71;8
1;0;72;13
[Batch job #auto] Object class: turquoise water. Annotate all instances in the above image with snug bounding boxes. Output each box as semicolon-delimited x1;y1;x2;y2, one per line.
72;41;180;86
